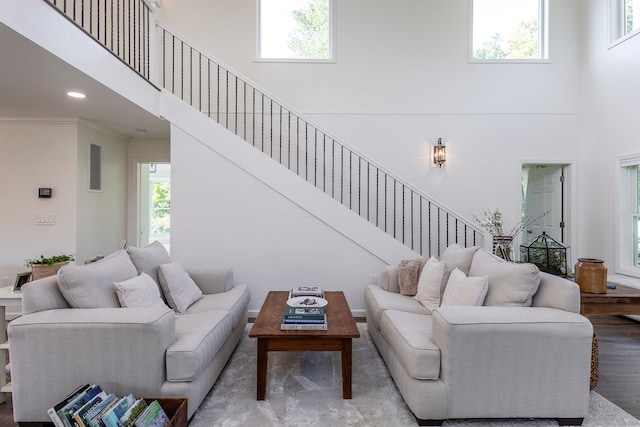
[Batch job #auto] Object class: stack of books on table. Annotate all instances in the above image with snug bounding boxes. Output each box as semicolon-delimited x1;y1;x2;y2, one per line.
281;306;327;330
47;383;171;427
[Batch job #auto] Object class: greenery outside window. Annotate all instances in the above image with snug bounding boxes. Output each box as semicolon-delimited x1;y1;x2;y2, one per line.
616;156;640;277
471;0;548;61
257;0;336;62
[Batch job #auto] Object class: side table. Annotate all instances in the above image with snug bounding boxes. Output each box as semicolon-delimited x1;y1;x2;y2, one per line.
0;286;22;404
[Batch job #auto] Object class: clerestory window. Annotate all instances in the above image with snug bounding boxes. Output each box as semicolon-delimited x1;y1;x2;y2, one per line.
616;155;640;276
471;0;548;61
610;0;640;45
256;0;336;62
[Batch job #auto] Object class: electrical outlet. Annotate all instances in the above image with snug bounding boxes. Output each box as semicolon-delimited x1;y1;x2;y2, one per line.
370;274;379;285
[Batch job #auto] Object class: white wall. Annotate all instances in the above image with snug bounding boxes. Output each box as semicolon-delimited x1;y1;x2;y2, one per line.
580;0;640;272
157;0;583;253
0;119;78;315
76;121;130;263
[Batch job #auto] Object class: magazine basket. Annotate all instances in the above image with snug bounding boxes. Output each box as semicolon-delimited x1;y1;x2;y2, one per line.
143;398;187;427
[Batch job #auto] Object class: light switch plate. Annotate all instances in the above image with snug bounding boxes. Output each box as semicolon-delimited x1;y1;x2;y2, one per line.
35;214;55;225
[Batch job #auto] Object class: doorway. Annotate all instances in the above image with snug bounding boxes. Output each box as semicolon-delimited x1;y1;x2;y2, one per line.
521;163;570;246
138;163;171;252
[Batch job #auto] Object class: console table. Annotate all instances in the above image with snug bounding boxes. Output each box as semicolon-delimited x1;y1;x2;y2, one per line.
0;286;22;404
580;284;640;315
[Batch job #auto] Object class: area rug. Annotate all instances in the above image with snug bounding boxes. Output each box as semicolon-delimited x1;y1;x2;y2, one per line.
189;324;640;427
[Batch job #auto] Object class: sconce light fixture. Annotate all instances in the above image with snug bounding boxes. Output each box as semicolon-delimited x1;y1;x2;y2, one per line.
433;138;446;167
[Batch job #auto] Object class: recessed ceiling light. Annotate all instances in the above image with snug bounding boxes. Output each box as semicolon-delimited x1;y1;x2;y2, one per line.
67;91;86;99
136;128;148;135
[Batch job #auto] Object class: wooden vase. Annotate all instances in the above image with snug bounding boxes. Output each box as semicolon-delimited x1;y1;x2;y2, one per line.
574;258;607;294
31;261;69;281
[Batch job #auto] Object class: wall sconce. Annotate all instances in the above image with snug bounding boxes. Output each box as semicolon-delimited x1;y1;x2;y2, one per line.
433;138;446;167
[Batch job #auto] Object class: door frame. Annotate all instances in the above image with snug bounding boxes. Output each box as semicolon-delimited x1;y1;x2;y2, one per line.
520;159;577;269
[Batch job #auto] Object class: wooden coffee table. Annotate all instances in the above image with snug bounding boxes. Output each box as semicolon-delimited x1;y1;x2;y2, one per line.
248;291;360;400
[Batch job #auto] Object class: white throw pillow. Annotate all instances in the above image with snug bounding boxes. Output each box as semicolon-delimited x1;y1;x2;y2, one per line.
158;262;204;313
127;240;171;285
114;272;167;308
414;256;446;311
441;244;480;276
441;268;489;307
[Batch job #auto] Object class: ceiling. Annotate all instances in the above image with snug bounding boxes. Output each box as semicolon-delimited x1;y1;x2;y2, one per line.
0;22;170;139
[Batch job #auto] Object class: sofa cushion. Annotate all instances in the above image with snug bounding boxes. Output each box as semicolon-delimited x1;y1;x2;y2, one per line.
441;268;488;306
166;310;234;381
397;258;427;296
114;272;167;308
469;248;541;307
127;240;171;285
380;310;440;380
57;250;137;308
158;263;204;313
414;257;446;312
441;244;479;276
365;285;431;330
185;284;250;328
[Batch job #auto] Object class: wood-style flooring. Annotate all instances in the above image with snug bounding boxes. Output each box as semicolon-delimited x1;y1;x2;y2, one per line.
0;315;639;426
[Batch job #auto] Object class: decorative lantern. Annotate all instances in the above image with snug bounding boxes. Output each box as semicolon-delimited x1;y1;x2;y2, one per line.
520;231;570;276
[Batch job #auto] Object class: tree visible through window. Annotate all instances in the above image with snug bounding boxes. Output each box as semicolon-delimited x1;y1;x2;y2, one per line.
626;0;640;35
472;0;547;60
258;0;333;60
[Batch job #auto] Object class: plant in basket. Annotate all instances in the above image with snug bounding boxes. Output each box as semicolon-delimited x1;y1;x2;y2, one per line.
25;253;75;280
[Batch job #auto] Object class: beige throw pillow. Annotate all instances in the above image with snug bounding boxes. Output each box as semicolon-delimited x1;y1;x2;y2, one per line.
469;249;541;307
127;240;171;285
414;257;446;311
114;272;167;308
441;268;489;307
397;258;427;295
158;262;204;313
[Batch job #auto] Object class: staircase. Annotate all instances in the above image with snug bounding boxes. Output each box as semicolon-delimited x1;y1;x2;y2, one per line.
41;0;483;258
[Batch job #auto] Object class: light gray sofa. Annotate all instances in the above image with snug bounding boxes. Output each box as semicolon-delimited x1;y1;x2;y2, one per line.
365;244;593;426
8;241;250;424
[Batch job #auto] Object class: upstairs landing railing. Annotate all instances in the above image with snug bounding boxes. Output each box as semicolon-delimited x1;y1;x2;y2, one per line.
42;0;483;256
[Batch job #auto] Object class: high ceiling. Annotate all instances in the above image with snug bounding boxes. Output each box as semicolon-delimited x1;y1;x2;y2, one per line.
0;22;170;139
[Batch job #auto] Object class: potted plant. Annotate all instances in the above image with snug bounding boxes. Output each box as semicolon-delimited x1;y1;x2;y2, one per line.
25;253;75;280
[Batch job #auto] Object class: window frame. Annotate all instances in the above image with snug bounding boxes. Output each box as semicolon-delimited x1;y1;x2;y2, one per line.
469;0;550;63
609;0;640;48
255;0;337;63
616;154;640;278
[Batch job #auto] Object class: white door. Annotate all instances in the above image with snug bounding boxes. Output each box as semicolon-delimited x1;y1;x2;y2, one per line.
523;165;564;243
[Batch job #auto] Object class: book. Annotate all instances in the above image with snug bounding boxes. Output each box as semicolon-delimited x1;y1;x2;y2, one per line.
290;286;324;298
72;391;108;427
119;398;149;427
84;393;119;427
58;385;103;427
47;384;92;427
100;394;136;427
282;317;326;324
134;400;170;427
283;306;325;320
280;321;328;330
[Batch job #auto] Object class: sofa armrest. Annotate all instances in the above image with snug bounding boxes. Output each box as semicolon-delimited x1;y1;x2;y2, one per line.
431;306;592;418
532;271;581;313
8;306;176;423
184;266;234;294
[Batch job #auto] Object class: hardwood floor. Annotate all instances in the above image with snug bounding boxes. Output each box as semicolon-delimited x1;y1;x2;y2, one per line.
0;315;638;426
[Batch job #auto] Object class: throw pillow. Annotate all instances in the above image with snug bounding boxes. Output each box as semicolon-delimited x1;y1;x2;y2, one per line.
397;258;427;296
414;257;446;311
441;244;480;276
114;272;167;308
469;248;541;307
441;268;489;307
127;240;171;285
158;262;204;313
57;250;138;308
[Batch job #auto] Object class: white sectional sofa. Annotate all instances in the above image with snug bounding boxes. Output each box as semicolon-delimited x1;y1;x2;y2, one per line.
8;241;250;424
365;244;593;426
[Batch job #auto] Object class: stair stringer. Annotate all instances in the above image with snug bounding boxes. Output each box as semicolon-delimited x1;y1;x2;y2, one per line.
159;90;421;267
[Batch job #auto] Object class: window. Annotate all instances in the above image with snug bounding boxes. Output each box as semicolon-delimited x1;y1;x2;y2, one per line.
610;0;640;45
617;156;640;276
257;0;335;61
471;0;548;61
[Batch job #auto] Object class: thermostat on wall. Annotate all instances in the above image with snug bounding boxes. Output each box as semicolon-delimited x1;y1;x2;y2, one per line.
38;188;52;198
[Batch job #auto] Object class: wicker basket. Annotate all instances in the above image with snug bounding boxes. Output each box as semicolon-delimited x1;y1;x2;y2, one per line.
30;261;69;281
